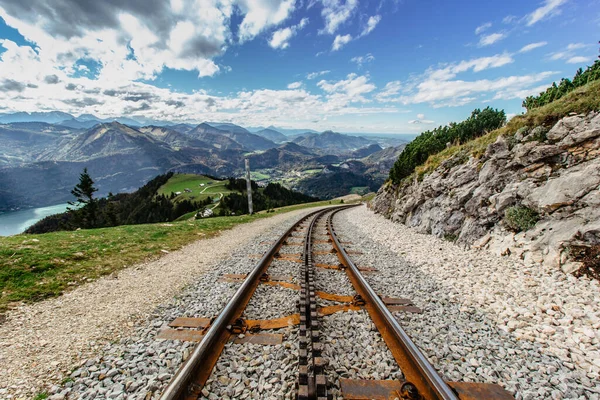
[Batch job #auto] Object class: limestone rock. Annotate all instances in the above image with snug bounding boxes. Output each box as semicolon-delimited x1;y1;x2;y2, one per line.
371;112;600;274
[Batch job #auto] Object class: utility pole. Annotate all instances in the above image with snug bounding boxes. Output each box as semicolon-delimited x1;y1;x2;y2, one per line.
244;158;253;215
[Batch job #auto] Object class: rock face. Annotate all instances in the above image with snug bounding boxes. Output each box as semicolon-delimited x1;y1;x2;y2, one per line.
371;111;600;271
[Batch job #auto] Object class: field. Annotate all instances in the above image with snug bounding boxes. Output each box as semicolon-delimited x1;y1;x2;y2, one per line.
156;173;233;205
350;186;370;195
0;198;353;313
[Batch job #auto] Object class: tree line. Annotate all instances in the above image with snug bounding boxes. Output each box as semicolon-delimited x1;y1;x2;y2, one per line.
522;43;600;111
219;178;318;215
26;171;213;233
389;107;507;184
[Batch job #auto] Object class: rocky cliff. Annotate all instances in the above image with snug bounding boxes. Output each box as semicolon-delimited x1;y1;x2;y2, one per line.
371;111;600;273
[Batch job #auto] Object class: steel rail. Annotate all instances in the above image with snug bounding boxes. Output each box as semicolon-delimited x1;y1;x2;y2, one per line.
327;208;460;400
159;206;345;400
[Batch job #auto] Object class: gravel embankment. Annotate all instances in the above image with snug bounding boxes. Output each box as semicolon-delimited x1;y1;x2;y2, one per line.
334;205;600;400
0;208;318;399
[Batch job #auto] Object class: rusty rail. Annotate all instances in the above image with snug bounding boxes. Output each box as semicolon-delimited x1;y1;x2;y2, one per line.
159;206;345;400
326;208;460;400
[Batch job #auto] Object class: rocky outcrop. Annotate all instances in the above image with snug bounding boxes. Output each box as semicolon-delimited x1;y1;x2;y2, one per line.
371;111;600;272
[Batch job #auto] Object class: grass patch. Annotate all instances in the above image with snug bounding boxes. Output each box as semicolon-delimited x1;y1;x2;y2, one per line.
349;186;370;195
0;198;351;313
504;206;539;232
157;174;234;203
33;393;48;400
361;192;376;202
413;80;600;179
250;171;271;180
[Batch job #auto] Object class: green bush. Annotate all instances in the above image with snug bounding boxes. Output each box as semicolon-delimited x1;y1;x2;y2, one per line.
504;206;539;232
389;107;506;184
522;57;600;111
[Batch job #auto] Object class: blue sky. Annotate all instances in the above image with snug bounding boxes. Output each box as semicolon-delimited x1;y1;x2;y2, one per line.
0;0;598;133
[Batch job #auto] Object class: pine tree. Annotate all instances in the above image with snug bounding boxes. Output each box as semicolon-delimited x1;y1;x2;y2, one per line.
69;168;98;228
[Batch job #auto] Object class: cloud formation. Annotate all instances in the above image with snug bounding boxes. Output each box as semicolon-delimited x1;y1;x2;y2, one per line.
478;32;507;47
350;53;375;67
318;0;358;34
519;41;548;53
526;0;567;26
332;34;352;51
269;18;309;49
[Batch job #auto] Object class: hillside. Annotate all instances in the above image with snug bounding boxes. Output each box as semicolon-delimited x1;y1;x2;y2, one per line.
45;122;175;161
293;131;375;154
253;128;288;143
371;79;600;277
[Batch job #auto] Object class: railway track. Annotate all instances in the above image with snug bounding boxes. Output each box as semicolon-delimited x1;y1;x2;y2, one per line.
157;205;514;400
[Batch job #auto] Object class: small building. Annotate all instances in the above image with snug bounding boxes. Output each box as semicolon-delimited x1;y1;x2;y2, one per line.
184;188;192;193
175;191;182;195
199;183;205;187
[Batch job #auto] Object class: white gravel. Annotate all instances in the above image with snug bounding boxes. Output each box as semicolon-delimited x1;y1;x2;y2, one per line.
0;208;319;399
334;205;600;400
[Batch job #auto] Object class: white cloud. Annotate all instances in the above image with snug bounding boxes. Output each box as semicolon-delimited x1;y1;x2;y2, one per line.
519;41;548;53
350;53;374;67
287;81;303;89
567;56;592;64
372;53;553;107
360;15;381;37
238;0;297;42
307;70;330;79
374;81;401;102
401;71;557;106
549;43;593;63
317;73;376;106
0;0;304;85
478;32;507;47
409;113;434;124
319;0;358;35
332;34;352;51
475;22;492;35
526;0;567;26
269;18;309;49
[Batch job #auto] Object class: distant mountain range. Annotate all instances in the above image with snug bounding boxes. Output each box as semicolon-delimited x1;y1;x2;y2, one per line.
0;113;410;211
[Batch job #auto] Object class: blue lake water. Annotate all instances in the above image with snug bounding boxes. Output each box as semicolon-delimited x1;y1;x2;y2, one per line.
0;203;70;236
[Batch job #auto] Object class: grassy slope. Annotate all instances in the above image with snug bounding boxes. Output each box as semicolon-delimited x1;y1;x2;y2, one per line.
156;174;234;203
0;198;350;312
414;80;600;178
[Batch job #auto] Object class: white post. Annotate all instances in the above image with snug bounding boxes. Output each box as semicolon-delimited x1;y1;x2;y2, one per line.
245;158;253;215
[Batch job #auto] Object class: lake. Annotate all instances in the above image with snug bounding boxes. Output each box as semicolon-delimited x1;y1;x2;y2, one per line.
0;203;71;236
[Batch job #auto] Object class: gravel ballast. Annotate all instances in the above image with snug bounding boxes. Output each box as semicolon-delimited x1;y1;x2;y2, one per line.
0;208;318;399
334;205;600;400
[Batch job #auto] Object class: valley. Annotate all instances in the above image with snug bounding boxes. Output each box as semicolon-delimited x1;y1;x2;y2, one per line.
0;115;408;212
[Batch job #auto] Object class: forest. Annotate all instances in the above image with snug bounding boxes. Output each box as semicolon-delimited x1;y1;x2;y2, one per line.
388;107;507;184
220;178;318;215
26;172;212;233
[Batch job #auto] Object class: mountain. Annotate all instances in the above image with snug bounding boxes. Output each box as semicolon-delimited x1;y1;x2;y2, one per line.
204;122;276;150
278;142;316;156
42;122;175;162
58;118;101;129
293;131;376;154
247;125;319;136
361;144;407;174
246;142;316;169
139;125;209;149
187;123;244;150
0;122;78;166
0;111;75;124
169;123;195;134
254;128;288;143
350;143;383;158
